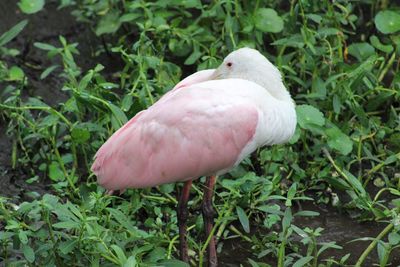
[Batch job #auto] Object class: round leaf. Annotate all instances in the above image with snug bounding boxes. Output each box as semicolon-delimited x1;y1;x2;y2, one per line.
8;66;24;81
296;104;325;130
18;0;45;14
375;10;400;34
255;8;284;33
71;127;90;144
325;127;353;155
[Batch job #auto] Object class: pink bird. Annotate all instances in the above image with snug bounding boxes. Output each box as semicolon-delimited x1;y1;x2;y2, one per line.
91;47;296;266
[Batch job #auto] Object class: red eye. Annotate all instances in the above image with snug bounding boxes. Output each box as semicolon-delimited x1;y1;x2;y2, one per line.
227;62;233;67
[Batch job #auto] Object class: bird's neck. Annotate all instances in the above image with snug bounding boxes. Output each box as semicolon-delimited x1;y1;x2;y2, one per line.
267;83;295;104
250;75;294;104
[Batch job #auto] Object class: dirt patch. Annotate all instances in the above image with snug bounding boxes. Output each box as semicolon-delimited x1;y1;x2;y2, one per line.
0;0;116;200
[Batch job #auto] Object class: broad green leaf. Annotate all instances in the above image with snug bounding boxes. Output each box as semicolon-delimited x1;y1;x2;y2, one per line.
0;20;28;47
296;104;325;130
8;66;24;81
119;13;141;23
111;245;127;265
71;127;90;144
26;97;49;107
59;239;78;254
96;11;121;35
108;103;128;128
184;50;202;65
18;0;45;14
389;232;400;245
347;43;375;61
325;127;353;155
18;230;28;244
236;206;250;233
255;8;284;33
22;244;35;263
0;232;14;240
48;161;64;181
375;10;400;34
124;256;137;267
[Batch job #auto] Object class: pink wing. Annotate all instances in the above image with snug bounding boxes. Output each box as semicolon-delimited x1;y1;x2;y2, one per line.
91;72;259;190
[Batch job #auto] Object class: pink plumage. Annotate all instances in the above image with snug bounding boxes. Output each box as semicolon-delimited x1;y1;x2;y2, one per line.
91;48;297;265
91;48;296;191
92;72;258;190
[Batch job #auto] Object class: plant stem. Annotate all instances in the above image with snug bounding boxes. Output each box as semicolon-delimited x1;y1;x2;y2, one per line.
354;222;394;267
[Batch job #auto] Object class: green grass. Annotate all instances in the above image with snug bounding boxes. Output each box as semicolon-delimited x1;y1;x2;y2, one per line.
0;0;400;266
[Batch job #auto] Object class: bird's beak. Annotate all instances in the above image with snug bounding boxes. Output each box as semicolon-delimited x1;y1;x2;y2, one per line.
210;67;223;80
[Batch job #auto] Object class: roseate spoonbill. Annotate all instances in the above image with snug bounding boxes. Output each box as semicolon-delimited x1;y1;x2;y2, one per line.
91;47;296;266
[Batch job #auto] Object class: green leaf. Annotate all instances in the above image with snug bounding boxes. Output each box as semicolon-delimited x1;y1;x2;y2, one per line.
8;66;24;81
347;43;375;61
255;8;284;33
108;103;128;128
40;65;58;79
52;221;80;230
375;10;400;34
48;161;64;181
96;11;121;35
292;256;314;267
0;20;28;47
22;244;35;263
296;104;325;130
124;256;137;267
369;35;393;53
78;72;93;91
285;183;297;207
71;126;90;144
236;206;250;233
325;127;353;155
389;232;400;245
184;50;202;65
119;13;141;23
34;42;57;51
18;230;28;244
343;170;366;196
111;245;127;265
18;0;45;14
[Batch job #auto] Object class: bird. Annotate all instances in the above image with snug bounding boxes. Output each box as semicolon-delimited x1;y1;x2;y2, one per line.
91;47;297;266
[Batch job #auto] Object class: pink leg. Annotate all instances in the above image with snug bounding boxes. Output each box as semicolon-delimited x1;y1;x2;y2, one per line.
202;175;217;267
178;180;192;263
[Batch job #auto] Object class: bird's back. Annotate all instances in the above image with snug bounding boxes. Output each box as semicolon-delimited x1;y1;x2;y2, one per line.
91;79;293;190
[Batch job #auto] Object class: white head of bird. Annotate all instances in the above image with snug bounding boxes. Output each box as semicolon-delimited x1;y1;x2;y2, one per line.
213;47;292;103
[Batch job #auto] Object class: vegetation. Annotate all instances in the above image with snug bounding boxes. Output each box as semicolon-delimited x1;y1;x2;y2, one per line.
0;0;399;266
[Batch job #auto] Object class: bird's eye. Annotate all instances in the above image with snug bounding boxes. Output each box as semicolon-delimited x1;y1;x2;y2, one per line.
226;62;233;67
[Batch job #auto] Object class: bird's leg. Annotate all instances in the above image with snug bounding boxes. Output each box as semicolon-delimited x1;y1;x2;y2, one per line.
202;175;217;267
178;180;192;263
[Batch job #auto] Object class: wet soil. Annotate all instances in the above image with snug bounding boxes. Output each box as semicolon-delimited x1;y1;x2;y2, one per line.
219;201;400;266
0;0;117;201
